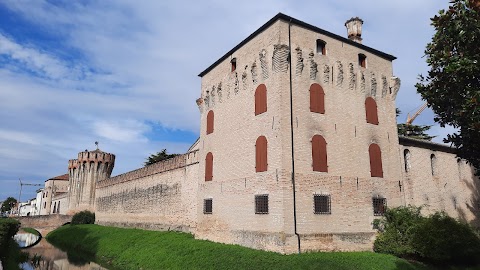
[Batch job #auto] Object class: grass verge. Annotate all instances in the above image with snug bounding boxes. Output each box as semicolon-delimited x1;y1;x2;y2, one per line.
46;224;428;270
20;227;40;236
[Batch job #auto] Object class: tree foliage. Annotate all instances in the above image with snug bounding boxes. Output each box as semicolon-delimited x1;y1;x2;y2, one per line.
144;149;179;166
416;0;480;172
1;197;17;213
396;109;435;141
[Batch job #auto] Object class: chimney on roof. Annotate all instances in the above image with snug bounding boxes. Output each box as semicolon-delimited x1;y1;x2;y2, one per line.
345;17;364;43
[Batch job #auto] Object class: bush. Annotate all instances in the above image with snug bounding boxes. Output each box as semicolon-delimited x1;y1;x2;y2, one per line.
373;206;422;257
374;206;480;266
410;212;480;265
71;211;95;225
0;218;20;257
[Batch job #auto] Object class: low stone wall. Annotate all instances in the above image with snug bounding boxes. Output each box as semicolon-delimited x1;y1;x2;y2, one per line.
15;215;72;235
95;150;199;233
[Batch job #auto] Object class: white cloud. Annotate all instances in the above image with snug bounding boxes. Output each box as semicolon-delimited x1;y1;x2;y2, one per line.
93;120;150;143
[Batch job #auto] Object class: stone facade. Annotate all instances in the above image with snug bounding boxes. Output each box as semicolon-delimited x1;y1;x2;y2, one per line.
34;13;479;254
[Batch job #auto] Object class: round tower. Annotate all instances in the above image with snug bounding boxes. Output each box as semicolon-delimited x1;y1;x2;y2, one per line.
67;148;115;213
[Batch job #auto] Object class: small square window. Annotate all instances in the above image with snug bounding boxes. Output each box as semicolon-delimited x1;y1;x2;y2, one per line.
316;39;326;55
314;194;331;214
231;58;237;72
358;53;367;68
255;194;269;214
204;199;212;214
372;197;386;216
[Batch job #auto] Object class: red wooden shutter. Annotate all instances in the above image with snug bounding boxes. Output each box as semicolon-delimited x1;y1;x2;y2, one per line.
256;136;268;172
206;110;214;134
312;135;328;172
369;144;383;177
310;84;325;114
365;97;379;125
255;84;267;115
205;152;213;181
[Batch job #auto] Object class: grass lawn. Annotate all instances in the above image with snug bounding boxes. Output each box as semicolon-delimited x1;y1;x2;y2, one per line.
46;224;430;270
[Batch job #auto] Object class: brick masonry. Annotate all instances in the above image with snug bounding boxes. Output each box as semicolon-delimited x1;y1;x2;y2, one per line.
53;14;480;254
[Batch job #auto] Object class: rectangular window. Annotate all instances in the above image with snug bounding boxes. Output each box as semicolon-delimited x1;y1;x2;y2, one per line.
203;199;212;214
255;194;269;214
314;194;331;214
373;197;386;216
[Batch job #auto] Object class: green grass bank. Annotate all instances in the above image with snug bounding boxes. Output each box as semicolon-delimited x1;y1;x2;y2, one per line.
46;224;427;270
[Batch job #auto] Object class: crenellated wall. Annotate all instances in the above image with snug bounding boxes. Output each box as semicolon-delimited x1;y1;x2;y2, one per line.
67;149;115;213
95;150;199;232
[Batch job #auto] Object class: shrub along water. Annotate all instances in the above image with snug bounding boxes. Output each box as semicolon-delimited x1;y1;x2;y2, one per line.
374;206;480;266
46;224;426;270
71;211;95;225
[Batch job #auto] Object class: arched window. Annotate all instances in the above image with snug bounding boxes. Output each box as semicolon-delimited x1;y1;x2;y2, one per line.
430;154;437;176
206;110;214;134
369;144;383;177
53;202;57;213
404;149;411;173
365;97;379;125
255;84;267;115
256;136;268;172
205;152;213;181
359;53;367;68
316;39;326;55
312;135;328;172
310;83;325;114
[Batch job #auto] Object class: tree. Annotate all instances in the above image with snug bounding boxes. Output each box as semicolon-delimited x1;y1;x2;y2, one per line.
396;109;435;141
144;149;179;166
1;197;17;213
416;0;480;172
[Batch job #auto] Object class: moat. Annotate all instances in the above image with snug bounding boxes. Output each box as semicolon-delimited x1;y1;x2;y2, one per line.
14;232;107;270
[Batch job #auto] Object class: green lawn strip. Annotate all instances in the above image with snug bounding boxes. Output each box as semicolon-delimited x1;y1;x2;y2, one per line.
20;227;40;236
46;224;427;270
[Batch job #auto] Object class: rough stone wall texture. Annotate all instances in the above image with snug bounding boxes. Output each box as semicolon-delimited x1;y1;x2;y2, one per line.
16;215;72;235
195;20;403;253
67;150;115;213
95;151;199;233
399;143;480;226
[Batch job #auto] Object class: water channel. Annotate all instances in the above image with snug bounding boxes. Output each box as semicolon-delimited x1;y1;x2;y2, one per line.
13;232;108;270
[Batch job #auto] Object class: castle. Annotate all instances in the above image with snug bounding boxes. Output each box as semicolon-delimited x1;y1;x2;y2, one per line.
35;13;478;253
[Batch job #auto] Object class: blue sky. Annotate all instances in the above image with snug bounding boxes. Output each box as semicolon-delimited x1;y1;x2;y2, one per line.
0;0;451;202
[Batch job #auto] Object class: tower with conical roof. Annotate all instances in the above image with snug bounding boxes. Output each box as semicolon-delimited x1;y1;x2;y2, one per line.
67;148;115;213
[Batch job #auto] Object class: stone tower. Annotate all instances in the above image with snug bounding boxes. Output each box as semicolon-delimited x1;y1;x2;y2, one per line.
67;149;115;213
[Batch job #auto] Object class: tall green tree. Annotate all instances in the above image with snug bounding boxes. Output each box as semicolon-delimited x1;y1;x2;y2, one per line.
1;197;17;213
144;149;179;166
396;109;435;141
416;0;480;172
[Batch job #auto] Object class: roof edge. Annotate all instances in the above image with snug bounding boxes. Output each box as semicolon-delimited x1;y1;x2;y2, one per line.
399;136;456;154
198;12;396;77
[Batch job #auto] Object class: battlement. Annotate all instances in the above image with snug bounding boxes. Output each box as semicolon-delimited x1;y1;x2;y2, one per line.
97;150;199;188
68;149;115;169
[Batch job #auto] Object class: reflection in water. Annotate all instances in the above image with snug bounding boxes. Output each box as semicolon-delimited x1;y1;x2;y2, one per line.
19;238;108;270
14;233;40;248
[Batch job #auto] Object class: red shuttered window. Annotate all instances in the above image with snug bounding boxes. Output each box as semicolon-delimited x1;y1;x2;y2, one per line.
255;84;267;115
256;136;268;172
206;110;214;134
310;83;325;114
312;135;328;172
369;144;383;177
205;152;213;181
365;97;379;125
